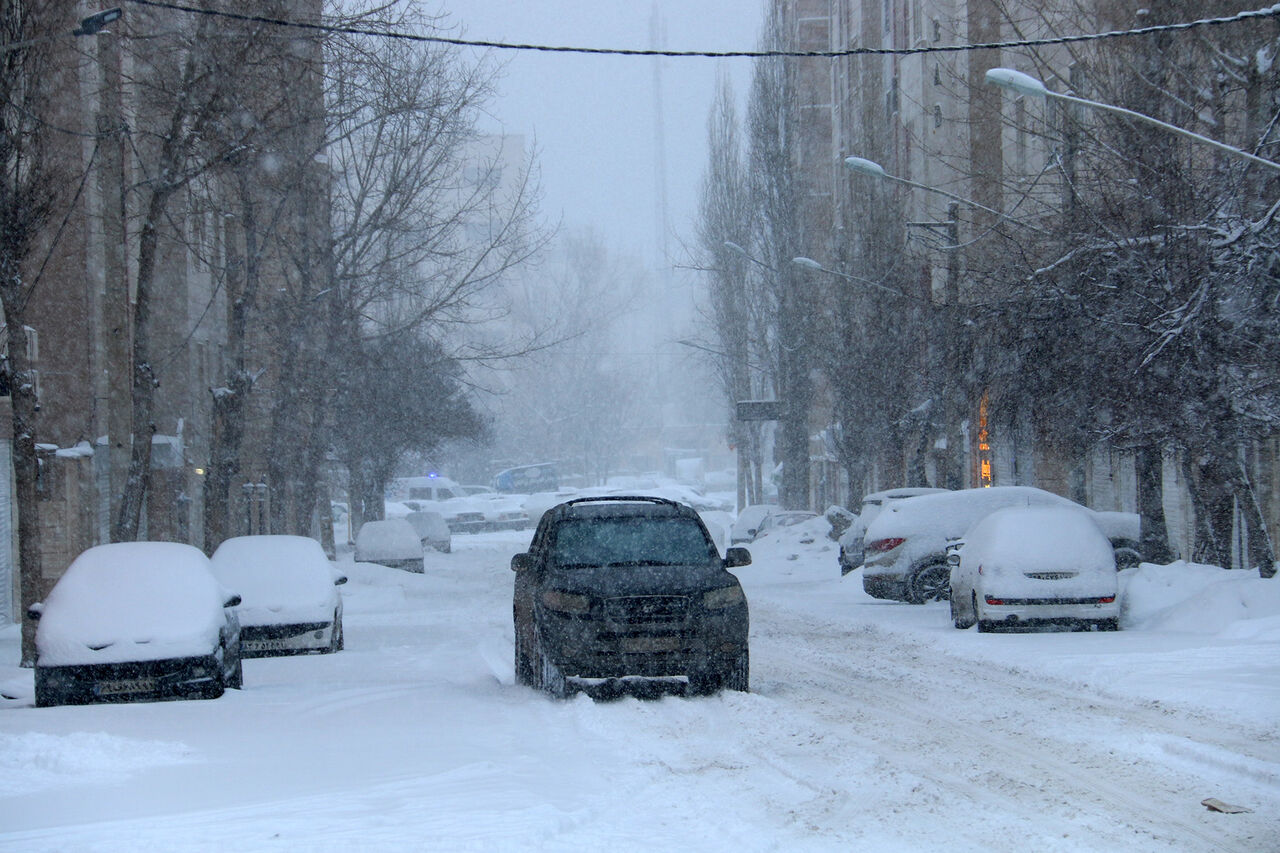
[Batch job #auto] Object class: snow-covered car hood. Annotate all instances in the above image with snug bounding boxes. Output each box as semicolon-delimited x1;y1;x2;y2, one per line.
36;542;227;667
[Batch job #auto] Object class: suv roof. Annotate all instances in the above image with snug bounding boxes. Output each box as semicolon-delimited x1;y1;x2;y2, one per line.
546;495;692;520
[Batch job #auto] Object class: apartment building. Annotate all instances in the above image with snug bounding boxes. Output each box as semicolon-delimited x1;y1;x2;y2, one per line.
773;0;1278;565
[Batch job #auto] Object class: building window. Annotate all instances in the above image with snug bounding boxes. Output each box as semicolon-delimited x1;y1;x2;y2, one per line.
933;104;942;128
932;19;941;42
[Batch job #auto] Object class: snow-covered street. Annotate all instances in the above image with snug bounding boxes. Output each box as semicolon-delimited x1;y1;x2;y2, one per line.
1;520;1278;852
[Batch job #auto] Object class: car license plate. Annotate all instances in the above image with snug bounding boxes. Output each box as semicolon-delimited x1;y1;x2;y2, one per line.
621;636;681;652
243;638;301;652
96;677;156;695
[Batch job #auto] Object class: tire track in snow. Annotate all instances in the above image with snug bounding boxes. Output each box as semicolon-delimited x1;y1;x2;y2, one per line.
746;598;1277;852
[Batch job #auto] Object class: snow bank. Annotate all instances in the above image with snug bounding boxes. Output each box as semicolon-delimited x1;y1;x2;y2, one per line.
1122;561;1280;637
0;732;193;795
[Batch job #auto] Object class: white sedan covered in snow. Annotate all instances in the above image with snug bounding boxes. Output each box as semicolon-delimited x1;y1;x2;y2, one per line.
948;506;1120;632
354;518;424;572
27;542;243;707
210;535;347;657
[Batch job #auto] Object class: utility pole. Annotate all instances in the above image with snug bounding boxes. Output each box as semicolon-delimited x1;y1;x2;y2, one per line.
96;25;130;535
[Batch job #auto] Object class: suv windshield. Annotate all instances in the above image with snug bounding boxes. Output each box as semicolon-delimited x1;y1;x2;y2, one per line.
551;516;715;568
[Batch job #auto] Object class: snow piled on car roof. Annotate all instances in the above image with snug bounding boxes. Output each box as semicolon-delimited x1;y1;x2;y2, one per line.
35;542;226;666
210;535;338;627
962;506;1115;573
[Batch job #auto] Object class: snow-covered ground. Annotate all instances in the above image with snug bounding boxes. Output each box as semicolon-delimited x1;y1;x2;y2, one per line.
1;515;1278;851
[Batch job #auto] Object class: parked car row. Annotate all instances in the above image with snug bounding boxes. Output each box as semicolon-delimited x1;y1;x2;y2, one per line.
26;535;346;708
838;486;1138;632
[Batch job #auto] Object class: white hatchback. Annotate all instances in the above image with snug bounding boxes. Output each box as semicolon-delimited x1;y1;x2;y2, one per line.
948;506;1120;632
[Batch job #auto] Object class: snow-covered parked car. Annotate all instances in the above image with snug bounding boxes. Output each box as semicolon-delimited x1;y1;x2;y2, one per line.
754;510;819;539
354;519;424;572
210;535;347;657
839;487;949;576
948;506;1120;632
862;486;1140;604
27;542;243;707
475;493;530;531
405;510;452;553
436;496;490;534
730;504;776;544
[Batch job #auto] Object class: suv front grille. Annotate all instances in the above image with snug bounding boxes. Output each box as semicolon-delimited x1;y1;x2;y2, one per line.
601;594;691;625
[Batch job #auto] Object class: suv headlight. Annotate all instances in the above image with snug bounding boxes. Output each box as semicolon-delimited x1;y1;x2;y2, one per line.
703;585;745;609
542;590;590;613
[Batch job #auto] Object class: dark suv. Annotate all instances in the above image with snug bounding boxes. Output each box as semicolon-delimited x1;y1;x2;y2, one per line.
511;496;751;698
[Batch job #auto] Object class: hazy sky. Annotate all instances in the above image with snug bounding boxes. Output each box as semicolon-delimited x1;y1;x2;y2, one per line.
440;1;764;270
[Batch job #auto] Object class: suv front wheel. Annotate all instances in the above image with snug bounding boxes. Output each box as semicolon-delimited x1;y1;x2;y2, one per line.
689;649;749;695
536;632;569;699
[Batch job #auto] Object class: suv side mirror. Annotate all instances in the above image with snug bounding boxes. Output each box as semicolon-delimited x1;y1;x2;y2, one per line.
724;546;752;569
511;552;538;573
26;602;42;621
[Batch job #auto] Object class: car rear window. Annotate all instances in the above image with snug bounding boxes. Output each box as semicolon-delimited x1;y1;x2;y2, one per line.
551;517;716;568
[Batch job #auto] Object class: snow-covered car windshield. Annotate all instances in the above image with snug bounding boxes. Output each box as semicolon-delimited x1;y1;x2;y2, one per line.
551;518;715;568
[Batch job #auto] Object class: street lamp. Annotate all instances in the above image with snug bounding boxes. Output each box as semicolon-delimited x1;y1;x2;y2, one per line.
0;8;122;54
74;8;122;37
986;67;1280;174
790;256;924;301
843;155;1048;234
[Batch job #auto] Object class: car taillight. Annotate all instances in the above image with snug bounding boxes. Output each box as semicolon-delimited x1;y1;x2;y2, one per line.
1097;596;1115;604
867;537;905;553
985;595;1005;605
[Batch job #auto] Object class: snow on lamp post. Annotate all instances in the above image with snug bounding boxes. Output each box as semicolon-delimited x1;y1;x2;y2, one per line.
985;67;1280;174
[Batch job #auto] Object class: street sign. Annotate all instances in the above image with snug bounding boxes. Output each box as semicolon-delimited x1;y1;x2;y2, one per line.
736;400;785;421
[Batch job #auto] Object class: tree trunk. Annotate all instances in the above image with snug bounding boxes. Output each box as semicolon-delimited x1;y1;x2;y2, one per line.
6;318;44;667
1233;443;1276;578
202;377;249;552
113;190;170;542
347;461;367;535
1134;445;1173;564
1184;452;1232;567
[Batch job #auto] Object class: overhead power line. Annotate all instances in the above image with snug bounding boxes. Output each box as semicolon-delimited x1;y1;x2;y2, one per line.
121;0;1280;59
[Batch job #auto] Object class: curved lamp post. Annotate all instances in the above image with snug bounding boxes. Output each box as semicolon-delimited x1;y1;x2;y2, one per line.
791;256;924;301
843;155;1048;235
986;67;1280;174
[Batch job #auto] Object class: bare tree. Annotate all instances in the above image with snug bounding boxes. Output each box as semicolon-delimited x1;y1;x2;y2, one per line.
746;7;811;510
111;3;290;542
986;0;1280;573
492;229;649;485
0;4;77;664
314;7;545;532
694;76;768;508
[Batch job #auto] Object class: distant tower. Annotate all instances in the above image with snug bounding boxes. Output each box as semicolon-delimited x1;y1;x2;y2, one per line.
650;5;672;296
